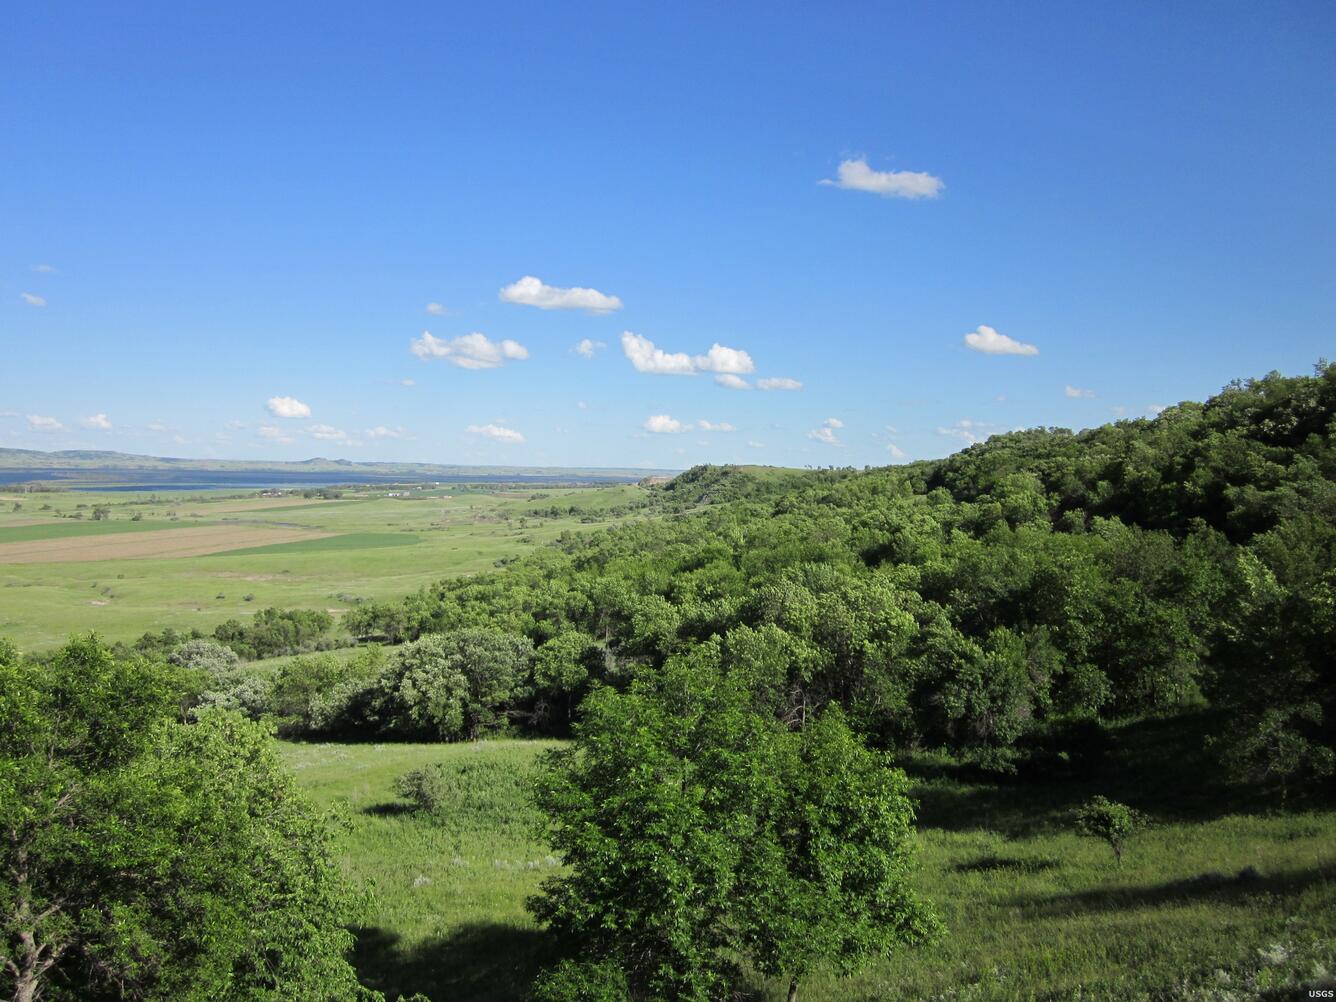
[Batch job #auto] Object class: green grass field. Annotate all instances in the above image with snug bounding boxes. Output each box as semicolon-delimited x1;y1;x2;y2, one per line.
283;721;1336;1002
0;484;649;650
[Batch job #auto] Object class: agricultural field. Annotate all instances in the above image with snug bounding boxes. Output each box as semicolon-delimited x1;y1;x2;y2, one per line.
0;483;649;650
284;725;1336;1002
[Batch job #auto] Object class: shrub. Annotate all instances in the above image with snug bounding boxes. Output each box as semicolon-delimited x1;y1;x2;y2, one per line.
1074;795;1148;866
168;638;240;676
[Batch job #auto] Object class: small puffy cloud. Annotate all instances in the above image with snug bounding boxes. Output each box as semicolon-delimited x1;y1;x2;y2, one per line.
715;374;751;390
576;400;589;410
644;414;690;434
807;417;844;446
620;332;755;378
81;413;113;430
964;325;1039;356
1065;385;1095;399
621;332;696;375
693;343;755;375
573;338;606;359
425;302;448;316
499;275;622;314
26;414;63;432
146;421;169;433
20;292;46;307
31;264;58;273
887;442;907;459
747;440;765;448
698;420;736;432
267;395;312;419
936;419;997;445
1148;404;1166;415
467;423;525;443
411;331;528;369
758;376;802;391
820;157;944;199
309;423;350;442
257;425;294;444
400;378;416;387
364;426;408;439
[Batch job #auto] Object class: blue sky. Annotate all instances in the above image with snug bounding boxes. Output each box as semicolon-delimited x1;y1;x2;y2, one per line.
3;1;1333;470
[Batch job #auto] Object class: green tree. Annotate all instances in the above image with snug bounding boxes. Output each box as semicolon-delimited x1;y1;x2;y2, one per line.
0;635;375;1001
1074;795;1147;866
528;646;936;1001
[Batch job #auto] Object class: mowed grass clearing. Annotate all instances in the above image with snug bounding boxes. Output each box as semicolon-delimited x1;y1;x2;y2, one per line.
284;725;1336;1002
0;484;650;649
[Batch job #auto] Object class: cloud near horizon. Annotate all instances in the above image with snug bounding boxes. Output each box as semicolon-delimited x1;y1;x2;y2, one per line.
758;376;803;391
807;416;844;445
411;332;529;369
26;415;63;432
81;413;113;430
266;396;312;418
963;325;1039;356
1065;385;1095;398
644;414;689;434
820;157;944;199
499;276;622;314
467;423;525;443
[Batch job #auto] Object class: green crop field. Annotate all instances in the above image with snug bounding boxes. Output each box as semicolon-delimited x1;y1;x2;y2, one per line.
284;726;1336;1002
0;483;650;650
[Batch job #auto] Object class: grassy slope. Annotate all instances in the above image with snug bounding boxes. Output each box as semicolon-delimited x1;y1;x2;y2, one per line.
284;725;1336;1002
0;485;647;649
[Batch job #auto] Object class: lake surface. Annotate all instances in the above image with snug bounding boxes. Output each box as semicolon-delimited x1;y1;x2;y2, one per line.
0;467;650;490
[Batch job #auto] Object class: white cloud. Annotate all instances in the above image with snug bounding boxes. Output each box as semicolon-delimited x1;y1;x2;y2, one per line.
698;420;736;432
819;157;944;199
620;332;755;379
1065;385;1095;399
365;425;408;439
807;417;844;446
81;413;112;430
644;414;690;434
573;338;606;359
886;442;907;459
400;378;416;387
425;302;447;316
26;414;62;432
885;424;898;434
309;423;350;442
715;374;751;390
411;331;528;369
693;343;755;374
31;264;58;273
257;425;294;444
936;419;998;445
964;325;1039;356
1148;404;1166;415
747;440;765;448
20;292;46;307
146;421;169;433
758;376;803;391
621;332;696;375
467;423;525;443
499;275;622;314
576;400;589;410
267;395;312;418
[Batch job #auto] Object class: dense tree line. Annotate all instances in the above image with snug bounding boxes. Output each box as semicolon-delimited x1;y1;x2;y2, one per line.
305;365;1335;792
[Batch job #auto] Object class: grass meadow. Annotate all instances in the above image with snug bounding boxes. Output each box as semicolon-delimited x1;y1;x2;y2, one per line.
284;719;1336;1002
0;483;647;649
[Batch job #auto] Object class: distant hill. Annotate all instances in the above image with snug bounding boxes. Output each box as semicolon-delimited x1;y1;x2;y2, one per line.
0;447;673;482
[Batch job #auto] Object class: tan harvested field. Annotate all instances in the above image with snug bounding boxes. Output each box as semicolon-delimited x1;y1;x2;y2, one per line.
0;525;336;564
192;497;351;514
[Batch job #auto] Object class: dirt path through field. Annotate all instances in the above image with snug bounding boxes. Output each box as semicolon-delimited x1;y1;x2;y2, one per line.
0;525;337;563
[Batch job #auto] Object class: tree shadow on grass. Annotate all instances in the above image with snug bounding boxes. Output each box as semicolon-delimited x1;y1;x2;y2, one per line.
1010;862;1336;918
354;923;556;1002
954;855;1061;875
362;801;415;817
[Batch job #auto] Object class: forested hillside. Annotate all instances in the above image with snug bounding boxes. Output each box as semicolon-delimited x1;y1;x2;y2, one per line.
271;364;1336;795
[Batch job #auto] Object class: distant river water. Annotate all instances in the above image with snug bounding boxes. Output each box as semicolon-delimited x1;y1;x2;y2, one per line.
0;467;648;490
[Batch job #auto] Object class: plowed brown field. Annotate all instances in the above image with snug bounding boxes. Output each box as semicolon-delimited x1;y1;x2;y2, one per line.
0;525;337;563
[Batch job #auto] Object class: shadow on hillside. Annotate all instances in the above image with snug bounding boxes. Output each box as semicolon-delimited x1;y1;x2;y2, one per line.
354;923;555;1002
362;801;414;817
954;855;1061;875
1011;862;1336;918
907;711;1320;837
